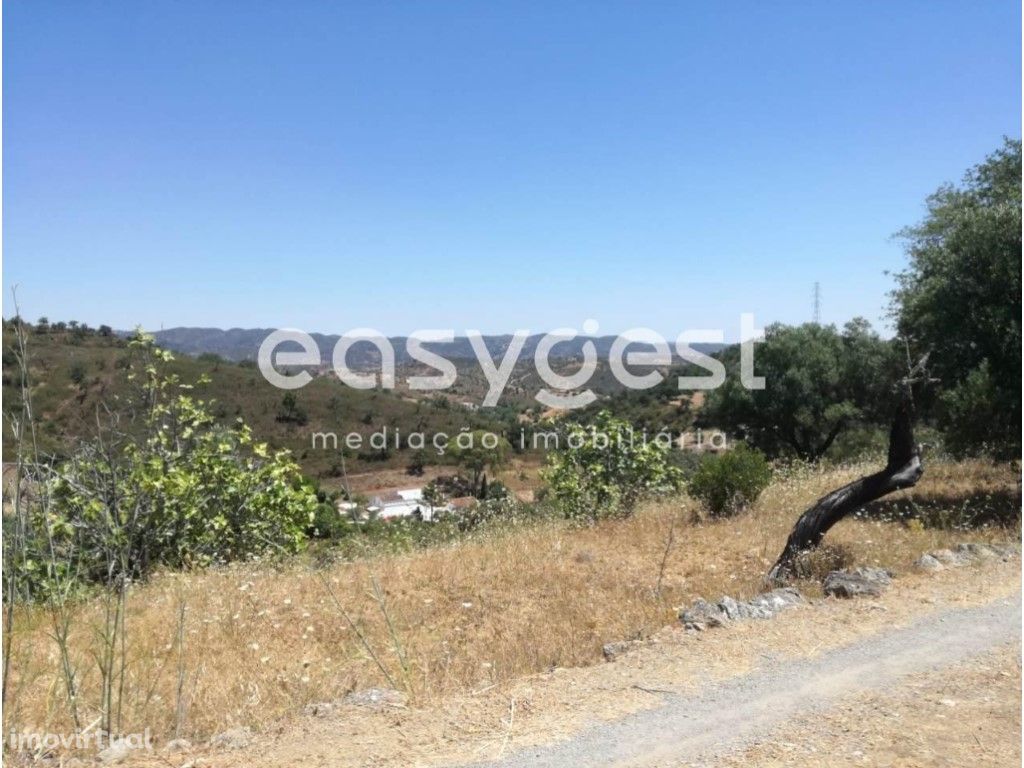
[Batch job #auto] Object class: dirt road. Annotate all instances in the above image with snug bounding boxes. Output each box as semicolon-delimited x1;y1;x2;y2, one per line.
466;593;1020;767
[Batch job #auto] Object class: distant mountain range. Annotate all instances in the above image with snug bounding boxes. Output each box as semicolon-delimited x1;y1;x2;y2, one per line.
152;327;725;367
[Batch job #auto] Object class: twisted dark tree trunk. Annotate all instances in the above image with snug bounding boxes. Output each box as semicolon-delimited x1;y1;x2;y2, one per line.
768;372;927;583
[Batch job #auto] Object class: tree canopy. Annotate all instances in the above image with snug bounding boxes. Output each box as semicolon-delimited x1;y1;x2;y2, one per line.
892;138;1021;458
701;320;900;462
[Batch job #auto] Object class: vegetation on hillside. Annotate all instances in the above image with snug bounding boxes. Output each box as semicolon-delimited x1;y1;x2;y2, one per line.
12;333;320;594
0;323;512;480
688;444;772;517
542;411;683;520
700;320;901;462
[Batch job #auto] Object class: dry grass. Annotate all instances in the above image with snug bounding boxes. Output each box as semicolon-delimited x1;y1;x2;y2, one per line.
2;460;1018;747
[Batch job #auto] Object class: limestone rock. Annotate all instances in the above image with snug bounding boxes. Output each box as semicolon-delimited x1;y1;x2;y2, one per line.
602;640;641;661
679;598;728;631
823;567;892;598
914;554;944;572
680;588;802;631
342;687;407;709
209;727;252;750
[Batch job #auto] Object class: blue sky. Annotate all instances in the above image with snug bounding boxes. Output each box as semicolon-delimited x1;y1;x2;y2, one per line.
4;2;1020;338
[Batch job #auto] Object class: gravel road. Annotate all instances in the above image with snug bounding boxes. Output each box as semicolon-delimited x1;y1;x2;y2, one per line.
466;592;1022;768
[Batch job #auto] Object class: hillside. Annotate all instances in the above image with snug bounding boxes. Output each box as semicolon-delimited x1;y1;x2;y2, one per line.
4;459;1019;764
1;326;515;482
152;326;725;365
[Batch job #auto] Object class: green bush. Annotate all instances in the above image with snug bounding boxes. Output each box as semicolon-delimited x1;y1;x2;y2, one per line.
15;331;318;591
542;410;683;521
688;444;772;517
307;500;353;540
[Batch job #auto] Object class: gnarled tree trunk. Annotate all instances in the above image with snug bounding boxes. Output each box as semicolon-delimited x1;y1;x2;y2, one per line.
768;377;925;583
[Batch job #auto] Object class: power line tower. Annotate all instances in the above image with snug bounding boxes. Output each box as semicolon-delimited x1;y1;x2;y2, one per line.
813;282;821;324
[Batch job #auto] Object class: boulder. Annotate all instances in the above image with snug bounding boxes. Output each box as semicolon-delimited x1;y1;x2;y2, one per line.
925;543;1018;568
717;596;748;621
602;640;641;661
680;589;802;631
679;598;728;631
930;548;967;566
747;588;803;616
914;554;944;572
956;542;998;561
823;567;892;598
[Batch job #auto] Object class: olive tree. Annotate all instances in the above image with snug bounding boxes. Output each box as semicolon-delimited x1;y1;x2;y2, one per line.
702;320;900;462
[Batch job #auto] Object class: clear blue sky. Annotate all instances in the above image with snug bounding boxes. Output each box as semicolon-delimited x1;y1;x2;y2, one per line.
4;2;1020;338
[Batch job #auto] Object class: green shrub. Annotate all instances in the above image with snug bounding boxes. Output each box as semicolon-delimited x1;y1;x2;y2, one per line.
68;361;87;386
688;444;772;517
307;500;353;540
16;331;318;591
542;410;683;521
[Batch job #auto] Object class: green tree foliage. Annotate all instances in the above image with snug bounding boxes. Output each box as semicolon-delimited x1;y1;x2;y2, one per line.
67;362;87;387
276;391;308;425
422;480;446;510
892;139;1022;458
542;410;682;520
687;444;772;517
20;332;317;589
702;321;900;461
567;363;696;435
448;430;511;495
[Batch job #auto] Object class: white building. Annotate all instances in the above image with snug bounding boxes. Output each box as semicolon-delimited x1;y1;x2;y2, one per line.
368;488;435;521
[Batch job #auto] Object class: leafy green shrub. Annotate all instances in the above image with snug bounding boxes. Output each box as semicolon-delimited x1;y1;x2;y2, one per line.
307;500;353;540
688;444;772;517
68;361;87;386
542;410;683;521
18;331;318;590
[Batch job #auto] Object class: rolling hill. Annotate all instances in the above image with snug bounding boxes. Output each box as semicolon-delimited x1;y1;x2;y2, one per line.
152;326;724;365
